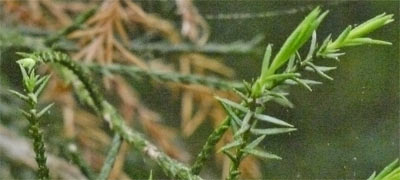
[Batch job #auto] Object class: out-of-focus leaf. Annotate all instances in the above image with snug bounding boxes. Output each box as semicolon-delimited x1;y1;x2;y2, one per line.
235;111;253;136
37;103;54;118
242;148;282;160
292;78;313;92
250;128;297;135
215;96;248;112
218;139;243;153
245;135;266;150
253;113;293;127
35;75;51;97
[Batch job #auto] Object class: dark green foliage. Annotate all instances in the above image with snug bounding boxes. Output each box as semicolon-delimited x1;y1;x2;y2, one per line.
191;7;394;179
6;4;396;180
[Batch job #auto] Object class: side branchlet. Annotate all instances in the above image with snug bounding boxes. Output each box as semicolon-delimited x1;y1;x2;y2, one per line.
317;13;393;59
9;58;53;180
191;7;393;179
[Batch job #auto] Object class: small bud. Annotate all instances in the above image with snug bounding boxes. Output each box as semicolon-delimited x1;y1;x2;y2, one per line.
17;58;36;70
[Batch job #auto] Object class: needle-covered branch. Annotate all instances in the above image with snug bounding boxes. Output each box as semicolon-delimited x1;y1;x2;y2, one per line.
129;35;263;54
18;51;202;180
0;26;263;55
190;7;393;178
88;63;244;90
9;58;53;180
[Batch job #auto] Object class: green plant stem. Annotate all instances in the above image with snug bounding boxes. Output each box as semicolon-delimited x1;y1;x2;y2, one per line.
26;51;202;180
227;130;251;180
27;105;50;180
129;35;263;54
191;117;230;174
98;134;122;180
15;67;50;180
65;142;96;180
89;63;244;90
1;25;262;55
227;103;260;180
191;64;302;175
44;7;96;46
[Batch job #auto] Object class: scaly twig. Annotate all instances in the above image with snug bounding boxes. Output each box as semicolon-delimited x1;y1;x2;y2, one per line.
88;63;244;90
190;8;393;177
190;117;230;174
9;58;53;180
18;51;202;180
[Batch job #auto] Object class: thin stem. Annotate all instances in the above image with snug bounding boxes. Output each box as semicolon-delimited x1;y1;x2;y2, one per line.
227;103;259;180
97;134;123;180
1;25;262;55
128;35;263;54
89;63;244;91
14;66;51;180
226;131;250;180
45;7;96;46
191;117;230;174
27;109;50;180
65;142;96;180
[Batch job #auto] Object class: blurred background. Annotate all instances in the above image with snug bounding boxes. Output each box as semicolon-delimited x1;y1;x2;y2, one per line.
0;0;398;179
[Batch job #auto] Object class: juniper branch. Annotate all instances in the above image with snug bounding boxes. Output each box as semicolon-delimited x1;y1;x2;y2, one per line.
129;35;263;54
0;25;262;55
190;9;393;177
19;51;202;180
10;59;52;180
190;117;230;174
88;63;244;90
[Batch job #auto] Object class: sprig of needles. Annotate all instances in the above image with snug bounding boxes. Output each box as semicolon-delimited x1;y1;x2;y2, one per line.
9;58;53;180
199;7;394;179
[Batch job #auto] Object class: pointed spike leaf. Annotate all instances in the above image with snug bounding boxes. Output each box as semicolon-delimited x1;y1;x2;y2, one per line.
35;75;51;97
375;159;399;180
261;44;273;75
37;103;54;118
306;31;317;60
251;128;297;135
246;135;266;150
9;90;29;101
218;139;243;153
215;96;248;112
366;171;376;180
253;113;293;127
235;111;253;136
292;78;313;92
242;148;282;160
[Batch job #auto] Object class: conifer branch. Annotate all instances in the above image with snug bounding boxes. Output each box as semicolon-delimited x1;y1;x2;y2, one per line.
89;63;244;90
18;51;202;180
190;8;393;178
10;58;53;180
